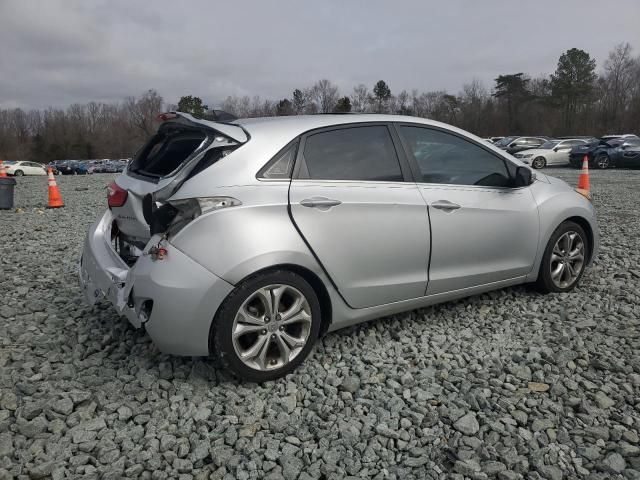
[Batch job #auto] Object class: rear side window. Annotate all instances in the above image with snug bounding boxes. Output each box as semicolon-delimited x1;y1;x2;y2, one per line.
130;130;206;177
301;126;403;182
258;142;298;179
399;126;511;187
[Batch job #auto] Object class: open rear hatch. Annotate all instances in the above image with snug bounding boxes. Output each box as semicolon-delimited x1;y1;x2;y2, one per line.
109;112;248;265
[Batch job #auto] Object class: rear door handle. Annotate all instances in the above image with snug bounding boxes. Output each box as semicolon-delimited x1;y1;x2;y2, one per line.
300;197;342;209
431;200;461;211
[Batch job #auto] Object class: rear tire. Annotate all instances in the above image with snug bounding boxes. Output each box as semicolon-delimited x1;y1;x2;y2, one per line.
210;270;322;382
536;221;588;293
532;157;546;169
595;154;610;169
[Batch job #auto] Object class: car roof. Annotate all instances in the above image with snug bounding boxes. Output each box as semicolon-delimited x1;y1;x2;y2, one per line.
232;114;474;140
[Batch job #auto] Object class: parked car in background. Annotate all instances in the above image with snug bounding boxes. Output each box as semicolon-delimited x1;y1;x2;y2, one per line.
4;161;46;176
514;139;589;168
601;134;638;141
57;160;89;175
609;140;640;168
617;145;640;167
484;137;504;144
47;164;60;175
494;136;550;154
569;137;640;169
46;160;68;174
80;112;598;381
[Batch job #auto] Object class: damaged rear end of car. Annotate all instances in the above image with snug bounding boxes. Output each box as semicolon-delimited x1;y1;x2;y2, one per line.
79;112;248;355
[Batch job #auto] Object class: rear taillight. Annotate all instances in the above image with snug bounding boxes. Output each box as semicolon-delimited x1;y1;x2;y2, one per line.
156;112;178;122
107;182;128;208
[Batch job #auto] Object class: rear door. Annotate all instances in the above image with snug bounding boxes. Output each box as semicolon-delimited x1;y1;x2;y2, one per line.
289;124;430;309
396;124;539;295
26;162;44;175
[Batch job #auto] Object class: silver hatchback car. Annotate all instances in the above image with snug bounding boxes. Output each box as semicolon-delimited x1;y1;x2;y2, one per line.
80;113;598;381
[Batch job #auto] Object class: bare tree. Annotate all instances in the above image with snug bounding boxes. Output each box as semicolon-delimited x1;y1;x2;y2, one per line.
350;84;370;113
125;89;163;137
601;43;635;131
311;79;339;113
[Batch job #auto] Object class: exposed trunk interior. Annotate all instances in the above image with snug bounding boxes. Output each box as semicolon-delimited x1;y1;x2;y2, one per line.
128;128;207;178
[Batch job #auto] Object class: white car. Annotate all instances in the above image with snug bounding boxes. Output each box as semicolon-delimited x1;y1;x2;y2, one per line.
4;161;47;176
513;139;589;169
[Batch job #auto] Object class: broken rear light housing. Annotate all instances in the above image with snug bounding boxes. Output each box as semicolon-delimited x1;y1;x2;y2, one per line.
156;112;178;122
107;181;128;208
149;196;242;236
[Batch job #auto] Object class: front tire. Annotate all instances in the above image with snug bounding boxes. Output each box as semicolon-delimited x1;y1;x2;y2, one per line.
595;154;610;169
211;270;321;382
536;221;588;293
532;157;546;169
14;170;24;176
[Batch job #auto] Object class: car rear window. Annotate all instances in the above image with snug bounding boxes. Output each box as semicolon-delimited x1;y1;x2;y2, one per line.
130;129;207;177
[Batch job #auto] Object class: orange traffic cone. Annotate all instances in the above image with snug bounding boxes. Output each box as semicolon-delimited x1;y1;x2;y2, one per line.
47;167;64;208
577;155;590;195
0;161;7;178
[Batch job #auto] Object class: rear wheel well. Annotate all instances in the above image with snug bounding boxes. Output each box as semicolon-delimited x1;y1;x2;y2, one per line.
235;264;333;337
563;216;594;264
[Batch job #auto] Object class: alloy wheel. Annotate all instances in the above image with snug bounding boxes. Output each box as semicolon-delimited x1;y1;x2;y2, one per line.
550;231;585;289
596;155;609;169
231;284;312;371
532;157;545;169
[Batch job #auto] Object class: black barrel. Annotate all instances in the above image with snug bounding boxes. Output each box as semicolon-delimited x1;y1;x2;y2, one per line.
0;177;17;209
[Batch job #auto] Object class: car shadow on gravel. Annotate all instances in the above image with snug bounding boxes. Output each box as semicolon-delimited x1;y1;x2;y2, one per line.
80;283;545;387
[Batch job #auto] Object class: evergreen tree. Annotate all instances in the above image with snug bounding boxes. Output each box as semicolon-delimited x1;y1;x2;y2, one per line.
334;96;352;113
493;73;531;132
373;80;391;113
550;48;597;130
276;99;294;116
177;95;208;118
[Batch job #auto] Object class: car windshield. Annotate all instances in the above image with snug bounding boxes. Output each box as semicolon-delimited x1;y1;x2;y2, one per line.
539;141;560;149
494;136;516;147
604;138;625;147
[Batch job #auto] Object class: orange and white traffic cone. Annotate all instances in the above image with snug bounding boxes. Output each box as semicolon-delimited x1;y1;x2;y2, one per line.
576;155;590;198
0;161;7;178
47;167;64;208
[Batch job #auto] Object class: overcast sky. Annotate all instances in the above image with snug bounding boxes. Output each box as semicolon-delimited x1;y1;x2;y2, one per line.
1;0;639;110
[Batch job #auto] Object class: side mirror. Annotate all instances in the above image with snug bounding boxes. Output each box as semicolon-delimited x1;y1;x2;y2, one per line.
513;166;533;187
553;147;559;152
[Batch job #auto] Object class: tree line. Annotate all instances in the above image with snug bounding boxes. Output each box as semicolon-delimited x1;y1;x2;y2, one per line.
1;42;638;162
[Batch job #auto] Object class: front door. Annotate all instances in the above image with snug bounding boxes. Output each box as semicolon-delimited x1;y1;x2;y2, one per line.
289;124;430;309
396;125;539;295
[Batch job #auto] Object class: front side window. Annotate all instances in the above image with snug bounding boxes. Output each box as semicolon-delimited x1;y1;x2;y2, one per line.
301;126;403;182
399;126;511;187
540;140;560;149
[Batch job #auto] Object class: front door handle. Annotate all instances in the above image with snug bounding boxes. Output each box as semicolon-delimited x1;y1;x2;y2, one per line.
431;200;461;211
300;197;342;209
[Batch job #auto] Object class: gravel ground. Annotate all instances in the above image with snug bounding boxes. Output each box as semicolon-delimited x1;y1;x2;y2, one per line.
0;169;639;480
